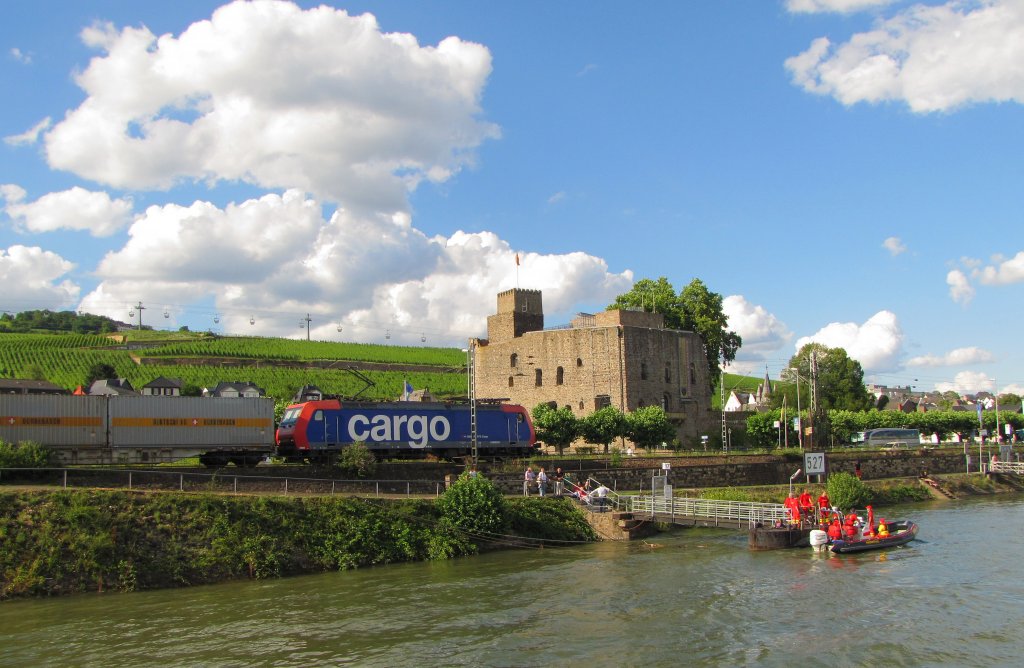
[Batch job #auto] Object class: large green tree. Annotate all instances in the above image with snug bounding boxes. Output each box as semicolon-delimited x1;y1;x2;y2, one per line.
579;406;628;454
625;405;676;449
609;277;741;388
84;362;118;387
531;404;579;456
780;343;872;412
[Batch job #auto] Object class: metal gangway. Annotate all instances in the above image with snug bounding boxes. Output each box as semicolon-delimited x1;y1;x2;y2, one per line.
561;473;790;529
989;461;1024;475
622;495;790;530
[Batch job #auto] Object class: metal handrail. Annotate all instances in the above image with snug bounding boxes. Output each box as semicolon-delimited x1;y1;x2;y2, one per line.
989;461;1024;475
624;495;789;525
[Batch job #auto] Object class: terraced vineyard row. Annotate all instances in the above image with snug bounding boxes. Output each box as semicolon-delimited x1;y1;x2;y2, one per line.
144;337;465;366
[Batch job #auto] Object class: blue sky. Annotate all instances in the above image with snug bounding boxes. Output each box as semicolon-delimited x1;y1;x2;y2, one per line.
2;0;1023;395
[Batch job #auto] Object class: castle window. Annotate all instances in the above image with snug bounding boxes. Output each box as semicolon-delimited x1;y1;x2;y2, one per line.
641;362;648;380
508;376;514;388
662;393;671;410
689;362;696;384
576;357;583;367
665;363;671;383
579;401;584;410
535;369;543;387
556;366;564;385
510;353;518;368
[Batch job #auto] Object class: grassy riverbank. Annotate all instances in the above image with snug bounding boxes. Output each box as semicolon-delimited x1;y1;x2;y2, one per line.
696;473;1024;506
0;489;596;600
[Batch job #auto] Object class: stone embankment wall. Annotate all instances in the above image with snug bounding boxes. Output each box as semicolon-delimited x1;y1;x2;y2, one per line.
484;450;974;495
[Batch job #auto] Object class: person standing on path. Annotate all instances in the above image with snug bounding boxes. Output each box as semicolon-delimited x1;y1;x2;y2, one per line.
553;467;565;496
523;466;535;496
537;468;548;497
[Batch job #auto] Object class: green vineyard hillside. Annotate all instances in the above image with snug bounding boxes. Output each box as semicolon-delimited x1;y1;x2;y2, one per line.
0;332;467;402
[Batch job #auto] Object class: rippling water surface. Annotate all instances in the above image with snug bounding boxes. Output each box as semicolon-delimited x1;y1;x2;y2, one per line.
2;496;1023;667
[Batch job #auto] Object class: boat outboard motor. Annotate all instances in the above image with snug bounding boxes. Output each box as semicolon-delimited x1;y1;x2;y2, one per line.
809;529;829;552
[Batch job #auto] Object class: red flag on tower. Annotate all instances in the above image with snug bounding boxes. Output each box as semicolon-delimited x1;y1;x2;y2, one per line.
515;253;520;266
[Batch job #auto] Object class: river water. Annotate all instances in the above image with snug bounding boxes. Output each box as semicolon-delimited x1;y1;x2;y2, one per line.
2;496;1022;667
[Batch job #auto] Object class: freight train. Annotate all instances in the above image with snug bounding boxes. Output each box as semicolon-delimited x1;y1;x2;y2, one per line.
0;394;275;466
276;398;536;462
1;394;537;466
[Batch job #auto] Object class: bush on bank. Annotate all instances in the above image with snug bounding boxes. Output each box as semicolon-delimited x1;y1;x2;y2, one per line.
0;488;597;599
0;440;52;468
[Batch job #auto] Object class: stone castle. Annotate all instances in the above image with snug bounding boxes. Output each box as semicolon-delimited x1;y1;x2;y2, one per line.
472;288;713;445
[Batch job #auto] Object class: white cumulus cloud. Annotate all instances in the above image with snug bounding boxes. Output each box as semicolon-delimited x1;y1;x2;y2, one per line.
946;268;975;305
907;346;994;367
975;250;1024;285
78;191;632;345
795;310;904;372
934;370;996;394
4;117;51;146
882;236;906;256
1;185;134;237
723;295;793;372
44;0;499;216
785;0;1024;113
0;245;80;308
786;0;893;14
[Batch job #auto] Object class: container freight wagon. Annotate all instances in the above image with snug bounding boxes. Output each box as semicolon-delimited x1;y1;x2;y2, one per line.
107;396;275;467
0;395;275;466
276;399;536;462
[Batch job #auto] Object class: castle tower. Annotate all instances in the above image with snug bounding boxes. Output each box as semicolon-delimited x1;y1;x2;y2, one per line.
486;289;544;343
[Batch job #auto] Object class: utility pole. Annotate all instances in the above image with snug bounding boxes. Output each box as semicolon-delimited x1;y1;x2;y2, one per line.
133;302;145;329
720;359;727;452
302;313;312;341
467;339;478;467
808;350;820;450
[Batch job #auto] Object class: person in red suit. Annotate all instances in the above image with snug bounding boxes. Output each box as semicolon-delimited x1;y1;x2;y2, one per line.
827;519;843;541
843;512;858;539
784;492;801;524
798;489;814;519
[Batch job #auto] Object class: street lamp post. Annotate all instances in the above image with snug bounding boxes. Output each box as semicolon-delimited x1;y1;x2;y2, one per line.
789;468;803;497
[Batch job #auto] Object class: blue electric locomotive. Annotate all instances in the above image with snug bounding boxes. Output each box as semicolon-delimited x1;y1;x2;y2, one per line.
275;399;536;461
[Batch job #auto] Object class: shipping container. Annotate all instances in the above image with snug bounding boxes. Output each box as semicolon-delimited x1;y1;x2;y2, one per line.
0;394;275;466
0;394;106;449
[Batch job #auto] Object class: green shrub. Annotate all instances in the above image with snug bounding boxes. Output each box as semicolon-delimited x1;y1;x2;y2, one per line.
0;440;52;468
505;498;597;542
435;472;508;537
337;442;377;478
826;472;872;511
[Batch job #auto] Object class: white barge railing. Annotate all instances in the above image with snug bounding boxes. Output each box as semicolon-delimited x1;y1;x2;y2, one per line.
989;461;1024;475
